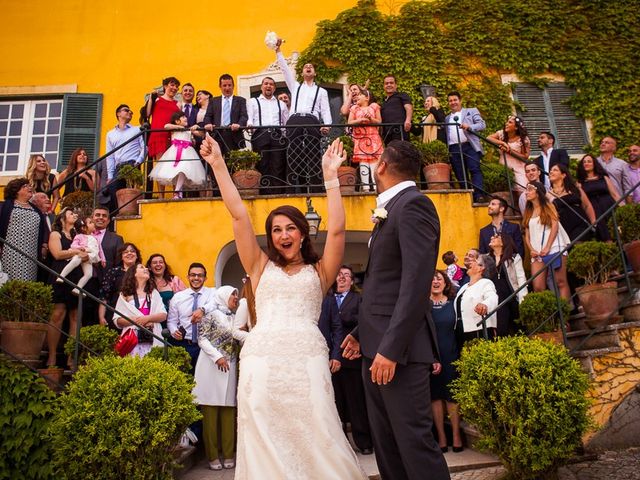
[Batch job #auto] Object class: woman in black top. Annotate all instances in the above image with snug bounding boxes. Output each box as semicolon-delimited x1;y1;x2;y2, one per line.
549;163;596;241
56;148;96;197
25;154;60;210
576;154;619;241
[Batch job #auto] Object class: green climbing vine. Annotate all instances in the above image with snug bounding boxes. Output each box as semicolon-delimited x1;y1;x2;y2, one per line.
298;0;640;150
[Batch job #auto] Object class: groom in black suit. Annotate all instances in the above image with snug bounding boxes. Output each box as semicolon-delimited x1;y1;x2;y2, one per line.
343;141;450;480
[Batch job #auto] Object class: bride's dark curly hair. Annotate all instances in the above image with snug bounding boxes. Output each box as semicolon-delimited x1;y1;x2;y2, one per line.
265;205;319;267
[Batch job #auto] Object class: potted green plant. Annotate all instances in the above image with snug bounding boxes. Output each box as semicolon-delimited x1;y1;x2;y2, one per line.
336;135;357;193
0;280;53;367
567;241;623;328
115;164;144;216
414;139;451;190
609;202;640;273
60;190;94;219
64;325;119;366
517;291;571;344
227;149;262;196
481;161;516;211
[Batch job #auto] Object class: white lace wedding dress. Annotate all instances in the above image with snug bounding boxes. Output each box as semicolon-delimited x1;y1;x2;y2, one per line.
235;261;367;480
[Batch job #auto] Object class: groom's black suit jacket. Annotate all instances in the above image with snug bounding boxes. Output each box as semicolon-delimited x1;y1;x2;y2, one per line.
358;186;441;365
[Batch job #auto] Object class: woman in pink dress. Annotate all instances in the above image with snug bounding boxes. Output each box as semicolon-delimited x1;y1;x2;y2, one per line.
488;115;531;192
347;87;383;192
146;77;181;195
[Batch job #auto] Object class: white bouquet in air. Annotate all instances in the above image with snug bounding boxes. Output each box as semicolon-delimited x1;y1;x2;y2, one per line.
265;31;282;50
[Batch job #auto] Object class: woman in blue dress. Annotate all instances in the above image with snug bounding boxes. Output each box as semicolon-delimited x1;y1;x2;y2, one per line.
430;269;464;453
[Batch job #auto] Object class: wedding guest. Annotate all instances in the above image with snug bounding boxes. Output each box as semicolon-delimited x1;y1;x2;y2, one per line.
380;75;412;143
112;263;167;357
46;208;84;367
523;181;571;300
430;270;464;453
146;77;181;196
167;262;218;372
25;154;60;210
487;115;531;192
597;136;630;199
203;74;248;157
627;144;640;204
340;83;362;117
98;242;142;327
0;178;48;282
576;154;620;241
348;86;383;191
487;233;528;336
146;253;187;312
193;286;240;471
277;92;291;112
453;253;498;341
181;83;198;126
548;163;596;241
56;148;96;197
417;96;446;144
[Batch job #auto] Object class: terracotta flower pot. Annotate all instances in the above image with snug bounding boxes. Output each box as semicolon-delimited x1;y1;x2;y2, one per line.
337;165;357;194
576;282;620;328
115;188;142;216
623;240;640;274
423;163;451;190
0;321;48;367
232;169;262;197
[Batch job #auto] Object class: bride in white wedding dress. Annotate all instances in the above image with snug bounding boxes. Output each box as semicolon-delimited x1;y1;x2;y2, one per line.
200;134;367;480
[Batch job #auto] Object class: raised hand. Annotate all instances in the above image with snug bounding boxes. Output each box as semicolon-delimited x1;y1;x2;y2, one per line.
200;133;225;170
322;137;347;178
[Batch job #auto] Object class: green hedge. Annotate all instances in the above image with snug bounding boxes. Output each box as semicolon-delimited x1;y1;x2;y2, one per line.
452;337;592;479
0;355;57;480
50;356;201;480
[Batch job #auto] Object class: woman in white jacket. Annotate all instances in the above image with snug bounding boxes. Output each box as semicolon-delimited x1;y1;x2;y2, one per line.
192;285;240;471
488;232;528;337
454;254;499;341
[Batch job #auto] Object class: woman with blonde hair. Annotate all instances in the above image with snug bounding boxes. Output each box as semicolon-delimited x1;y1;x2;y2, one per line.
25;154;60;210
419;96;446;144
523;181;571;300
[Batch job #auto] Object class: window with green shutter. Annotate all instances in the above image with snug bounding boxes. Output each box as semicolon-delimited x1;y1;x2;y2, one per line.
58;93;102;169
513;83;588;155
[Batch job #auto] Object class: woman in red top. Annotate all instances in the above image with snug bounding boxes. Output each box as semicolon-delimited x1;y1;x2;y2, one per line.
146;76;181;195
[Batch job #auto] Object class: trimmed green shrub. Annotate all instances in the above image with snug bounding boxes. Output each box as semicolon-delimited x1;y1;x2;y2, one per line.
0;354;57;480
452;336;592;479
147;346;192;375
567;241;622;285
116;164;144;189
609;203;640;245
517;291;571;333
226;149;260;172
480;161;516;193
50;356;201;480
59;190;94;219
64;325;118;365
0;280;53;323
412;139;450;165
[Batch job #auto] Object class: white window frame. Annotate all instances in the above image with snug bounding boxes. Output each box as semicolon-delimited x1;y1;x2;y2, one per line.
0;98;64;176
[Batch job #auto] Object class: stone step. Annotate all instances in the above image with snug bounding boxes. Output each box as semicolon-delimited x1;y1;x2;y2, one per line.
566;324;623;351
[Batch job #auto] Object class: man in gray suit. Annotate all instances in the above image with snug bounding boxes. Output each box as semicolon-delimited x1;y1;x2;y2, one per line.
342;141;449;480
445;91;486;202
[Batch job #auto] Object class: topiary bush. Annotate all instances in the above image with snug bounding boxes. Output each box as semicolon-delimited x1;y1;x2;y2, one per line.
517;291;571;333
452;336;592;479
0;280;53;323
609;202;640;245
481;161;516;193
50;356;201;480
59;190;94;219
567;241;622;285
413;139;450;165
146;346;192;375
63;325;118;365
0;354;57;480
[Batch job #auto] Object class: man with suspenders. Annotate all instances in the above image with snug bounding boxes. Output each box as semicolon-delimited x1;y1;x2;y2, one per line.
247;77;289;194
276;39;332;193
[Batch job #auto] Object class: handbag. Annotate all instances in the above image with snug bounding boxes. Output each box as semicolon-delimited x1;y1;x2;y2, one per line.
114;328;138;357
540;225;562;270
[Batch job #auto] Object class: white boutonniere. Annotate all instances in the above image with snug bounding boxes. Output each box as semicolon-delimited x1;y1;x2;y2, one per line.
371;207;388;225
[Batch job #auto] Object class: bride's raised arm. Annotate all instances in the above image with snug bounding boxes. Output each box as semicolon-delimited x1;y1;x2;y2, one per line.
200;134;267;278
318;138;347;290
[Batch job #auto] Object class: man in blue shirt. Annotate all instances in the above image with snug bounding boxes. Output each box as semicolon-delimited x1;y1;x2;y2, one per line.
100;104;145;215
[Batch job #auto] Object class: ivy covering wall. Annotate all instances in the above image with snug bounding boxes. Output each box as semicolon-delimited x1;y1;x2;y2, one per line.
298;0;640;150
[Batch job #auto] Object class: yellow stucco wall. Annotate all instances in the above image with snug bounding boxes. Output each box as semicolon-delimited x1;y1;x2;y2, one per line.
115;190;489;286
0;1;359;152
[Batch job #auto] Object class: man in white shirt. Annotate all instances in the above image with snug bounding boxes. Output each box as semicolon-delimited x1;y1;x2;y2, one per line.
247;77;290;194
534;131;569;188
597;136;630;199
167;262;217;372
275;39;332;193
